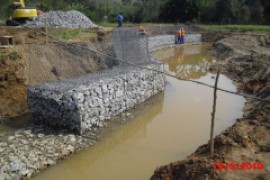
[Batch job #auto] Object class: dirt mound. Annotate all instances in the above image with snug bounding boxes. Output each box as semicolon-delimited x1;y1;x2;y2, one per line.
28;42;108;85
0;26;111;118
0;50;28;118
151;33;270;180
25;10;98;28
214;34;270;57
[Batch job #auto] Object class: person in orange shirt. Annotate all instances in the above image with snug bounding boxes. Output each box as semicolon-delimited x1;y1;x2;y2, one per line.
177;28;181;44
139;26;147;35
180;27;185;44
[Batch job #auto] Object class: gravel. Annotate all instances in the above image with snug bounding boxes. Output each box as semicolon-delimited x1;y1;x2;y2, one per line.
25;10;98;28
0;125;99;179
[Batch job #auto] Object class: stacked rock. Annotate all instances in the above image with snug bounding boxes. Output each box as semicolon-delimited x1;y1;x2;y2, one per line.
25;10;98;28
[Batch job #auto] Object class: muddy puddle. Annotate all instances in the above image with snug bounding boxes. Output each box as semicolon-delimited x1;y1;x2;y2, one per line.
34;44;245;180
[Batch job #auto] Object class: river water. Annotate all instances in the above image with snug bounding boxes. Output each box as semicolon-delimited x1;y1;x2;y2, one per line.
0;114;31;132
34;44;245;180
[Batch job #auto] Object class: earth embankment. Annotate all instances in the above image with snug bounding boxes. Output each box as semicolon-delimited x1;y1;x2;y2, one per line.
0;27;111;119
151;33;270;180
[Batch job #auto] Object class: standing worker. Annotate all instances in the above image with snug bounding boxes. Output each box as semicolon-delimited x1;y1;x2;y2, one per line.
139;26;147;35
180;27;185;44
177;28;181;44
118;12;123;27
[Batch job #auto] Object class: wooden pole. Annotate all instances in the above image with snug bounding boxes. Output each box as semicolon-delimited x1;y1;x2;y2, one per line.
45;18;48;44
210;68;220;159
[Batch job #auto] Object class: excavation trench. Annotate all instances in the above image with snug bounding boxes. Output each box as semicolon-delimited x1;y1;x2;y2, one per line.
32;44;245;180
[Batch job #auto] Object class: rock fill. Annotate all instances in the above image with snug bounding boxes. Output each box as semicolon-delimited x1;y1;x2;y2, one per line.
25;10;98;28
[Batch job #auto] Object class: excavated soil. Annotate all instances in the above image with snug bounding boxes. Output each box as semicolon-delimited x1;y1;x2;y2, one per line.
1;27;270;179
0;50;28;117
0;27;111;119
151;33;270;180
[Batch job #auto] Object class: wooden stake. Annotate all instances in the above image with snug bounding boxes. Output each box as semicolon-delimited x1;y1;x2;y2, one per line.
45;18;48;44
210;68;220;158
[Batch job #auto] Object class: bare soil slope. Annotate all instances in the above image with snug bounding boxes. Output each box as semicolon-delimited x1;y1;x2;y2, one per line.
151;33;270;180
0;27;110;118
0;50;28;117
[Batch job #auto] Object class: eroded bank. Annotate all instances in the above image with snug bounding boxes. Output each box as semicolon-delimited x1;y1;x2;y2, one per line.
0;29;202;179
151;33;270;180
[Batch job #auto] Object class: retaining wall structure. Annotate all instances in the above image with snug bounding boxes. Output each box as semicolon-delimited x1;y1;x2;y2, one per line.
28;30;201;134
28;64;164;134
148;34;202;51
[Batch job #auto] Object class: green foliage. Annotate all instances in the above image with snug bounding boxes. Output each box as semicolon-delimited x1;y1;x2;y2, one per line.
36;0;68;11
1;0;270;25
159;0;203;22
68;3;87;12
216;0;244;24
0;0;12;19
200;0;217;23
8;51;18;60
51;29;81;40
96;21;134;27
0;50;19;59
159;0;269;24
238;5;251;24
200;25;270;33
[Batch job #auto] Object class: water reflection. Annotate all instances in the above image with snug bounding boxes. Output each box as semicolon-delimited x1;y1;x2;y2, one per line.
152;44;213;79
34;44;245;180
34;93;165;180
0;114;32;133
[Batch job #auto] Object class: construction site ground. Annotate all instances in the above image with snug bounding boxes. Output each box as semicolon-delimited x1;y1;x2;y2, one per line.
0;26;269;180
152;32;270;180
0;26;111;119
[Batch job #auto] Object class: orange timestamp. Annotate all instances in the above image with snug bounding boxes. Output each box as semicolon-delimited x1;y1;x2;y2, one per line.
213;162;264;171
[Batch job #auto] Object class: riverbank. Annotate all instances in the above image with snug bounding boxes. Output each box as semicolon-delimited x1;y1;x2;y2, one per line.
0;105;146;179
151;33;270;179
0;26;111;119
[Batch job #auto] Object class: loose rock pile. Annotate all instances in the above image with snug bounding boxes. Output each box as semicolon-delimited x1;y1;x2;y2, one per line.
25;10;98;28
0;125;99;179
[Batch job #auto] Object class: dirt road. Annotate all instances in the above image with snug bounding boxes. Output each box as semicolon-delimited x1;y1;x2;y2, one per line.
151;33;270;180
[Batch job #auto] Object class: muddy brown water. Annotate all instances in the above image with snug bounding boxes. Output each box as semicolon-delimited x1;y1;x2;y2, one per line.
32;44;245;180
0;114;31;132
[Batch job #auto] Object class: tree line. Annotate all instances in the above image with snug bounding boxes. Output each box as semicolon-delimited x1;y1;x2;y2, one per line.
160;0;270;24
1;0;269;24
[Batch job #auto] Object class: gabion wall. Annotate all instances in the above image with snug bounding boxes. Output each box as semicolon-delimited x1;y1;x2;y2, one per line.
28;64;164;134
28;33;201;134
148;34;202;52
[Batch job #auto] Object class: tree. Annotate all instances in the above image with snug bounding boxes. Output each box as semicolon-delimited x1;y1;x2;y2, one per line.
216;0;245;24
200;1;218;23
260;0;270;23
159;0;200;22
245;0;264;24
238;5;251;24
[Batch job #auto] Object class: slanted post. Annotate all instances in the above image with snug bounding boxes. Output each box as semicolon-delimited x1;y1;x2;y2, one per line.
45;18;48;44
210;68;220;158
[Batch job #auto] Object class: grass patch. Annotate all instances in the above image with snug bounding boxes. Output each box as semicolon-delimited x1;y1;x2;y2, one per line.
0;19;5;25
49;28;99;42
199;25;270;33
97;21;174;27
8;51;18;60
0;49;18;59
96;21;135;27
50;29;82;40
48;27;113;42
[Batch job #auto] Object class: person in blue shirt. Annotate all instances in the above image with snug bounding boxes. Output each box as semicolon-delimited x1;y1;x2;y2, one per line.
118;12;123;27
